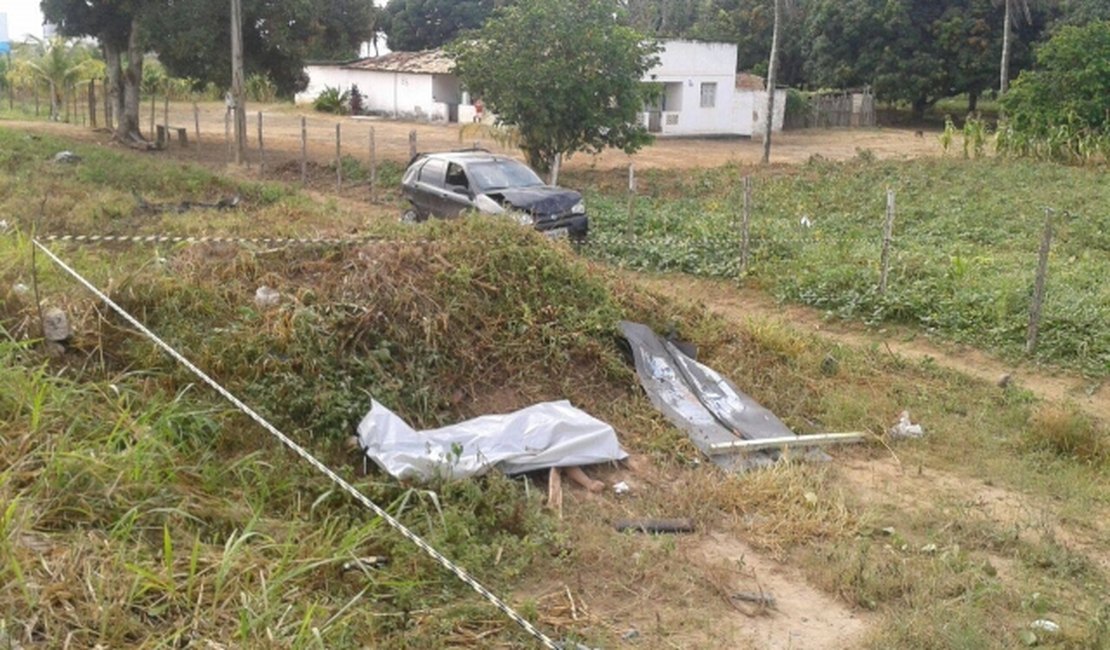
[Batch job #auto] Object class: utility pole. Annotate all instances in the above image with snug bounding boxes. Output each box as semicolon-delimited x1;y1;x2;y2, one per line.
230;0;247;165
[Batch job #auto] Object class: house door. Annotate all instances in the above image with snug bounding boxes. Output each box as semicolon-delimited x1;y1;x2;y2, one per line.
647;111;662;133
447;103;459;123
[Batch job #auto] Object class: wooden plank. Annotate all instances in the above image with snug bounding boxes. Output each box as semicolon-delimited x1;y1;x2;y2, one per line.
707;432;867;455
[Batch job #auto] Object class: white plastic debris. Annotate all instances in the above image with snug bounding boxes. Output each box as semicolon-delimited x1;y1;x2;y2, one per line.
889;410;925;439
1030;620;1060;634
613;481;630;495
0;219;10;232
254;286;281;308
12;283;29;296
357;400;627;482
42;307;71;342
800;215;813;228
52;150;81;164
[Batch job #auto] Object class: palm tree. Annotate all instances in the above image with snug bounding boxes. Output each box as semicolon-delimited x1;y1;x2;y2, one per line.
999;0;1033;94
762;0;791;164
16;37;100;121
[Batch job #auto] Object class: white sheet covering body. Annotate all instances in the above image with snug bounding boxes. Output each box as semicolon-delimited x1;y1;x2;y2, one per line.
357;400;627;481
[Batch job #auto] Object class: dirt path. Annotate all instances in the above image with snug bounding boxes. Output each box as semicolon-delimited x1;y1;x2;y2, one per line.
635;273;1109;422
3;102;941;172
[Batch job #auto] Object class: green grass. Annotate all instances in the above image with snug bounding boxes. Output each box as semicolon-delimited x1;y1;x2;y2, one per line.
1;124;1108;648
577;157;1110;377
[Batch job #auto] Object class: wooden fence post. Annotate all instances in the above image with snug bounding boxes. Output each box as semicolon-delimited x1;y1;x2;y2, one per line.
87;80;97;129
1025;208;1054;355
336;123;342;192
408;130;417;160
740;175;752;276
193;103;200;145
101;79;110;129
149;91;156;138
163;94;169;141
300;116;307;185
879;189;896;295
34;84;40;116
257;112;265;173
369;127;377;203
224;109;231;164
626;163;636;240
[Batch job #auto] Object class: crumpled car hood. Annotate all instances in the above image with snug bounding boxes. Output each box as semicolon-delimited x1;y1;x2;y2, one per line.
485;186;582;217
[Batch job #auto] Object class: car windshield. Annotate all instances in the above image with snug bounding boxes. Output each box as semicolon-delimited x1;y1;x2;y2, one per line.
467;160;545;192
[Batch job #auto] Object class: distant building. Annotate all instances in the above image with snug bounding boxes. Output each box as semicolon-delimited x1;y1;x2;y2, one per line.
296;39;784;135
641;40;784;137
295;50;472;123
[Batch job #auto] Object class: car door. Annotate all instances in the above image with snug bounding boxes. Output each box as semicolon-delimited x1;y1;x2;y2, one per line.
442;162;474;217
413;158;448;217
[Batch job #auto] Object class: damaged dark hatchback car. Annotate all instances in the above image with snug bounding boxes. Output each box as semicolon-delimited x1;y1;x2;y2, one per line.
400;151;588;241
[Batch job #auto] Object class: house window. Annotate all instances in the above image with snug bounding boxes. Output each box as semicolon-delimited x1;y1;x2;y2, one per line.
700;82;717;108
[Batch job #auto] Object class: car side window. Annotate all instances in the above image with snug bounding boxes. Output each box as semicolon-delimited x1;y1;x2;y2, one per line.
445;163;469;191
419;159;447;188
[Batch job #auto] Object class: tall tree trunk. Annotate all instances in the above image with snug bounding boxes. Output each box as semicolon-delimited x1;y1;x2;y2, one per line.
968;90;979;113
116;18;146;144
49;80;59;120
1000;0;1013;94
761;0;782;165
104;42;125;138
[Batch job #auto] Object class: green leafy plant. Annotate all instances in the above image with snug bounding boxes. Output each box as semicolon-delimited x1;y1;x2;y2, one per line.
312;86;350;115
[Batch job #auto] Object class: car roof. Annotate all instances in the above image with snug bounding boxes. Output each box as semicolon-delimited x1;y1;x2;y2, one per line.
415;151;524;166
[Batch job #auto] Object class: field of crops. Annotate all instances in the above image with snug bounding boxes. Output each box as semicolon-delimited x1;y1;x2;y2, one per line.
580;157;1110;376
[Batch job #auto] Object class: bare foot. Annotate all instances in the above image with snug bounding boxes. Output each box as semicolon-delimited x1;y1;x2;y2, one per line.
564;466;605;493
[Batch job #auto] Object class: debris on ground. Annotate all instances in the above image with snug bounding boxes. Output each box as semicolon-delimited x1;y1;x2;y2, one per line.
42;307;71;342
612;481;630;495
620;321;864;472
1030;620;1060;634
52;150;81;164
889;410;925;439
356;400;627;482
340;556;389;573
133;192;241;215
614;518;695;534
732;590;777;609
620;628;640;641
254;286;281;309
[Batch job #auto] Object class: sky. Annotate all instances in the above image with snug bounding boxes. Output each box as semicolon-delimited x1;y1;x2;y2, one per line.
1;0;48;42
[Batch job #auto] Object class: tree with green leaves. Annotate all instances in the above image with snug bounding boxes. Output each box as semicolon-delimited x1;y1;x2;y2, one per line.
145;0;376;97
999;20;1110;159
41;0;150;143
804;0;1032;119
998;0;1033;94
451;0;660;173
11;36;102;120
384;0;498;52
689;0;808;85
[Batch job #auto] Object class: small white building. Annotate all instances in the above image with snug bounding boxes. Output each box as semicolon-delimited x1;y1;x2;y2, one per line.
296;40;784;135
295;51;472;122
641;40;784;137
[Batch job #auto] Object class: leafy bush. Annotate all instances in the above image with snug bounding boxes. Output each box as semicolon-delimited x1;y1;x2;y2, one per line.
245;73;278;103
312;86;350;114
999;21;1110;162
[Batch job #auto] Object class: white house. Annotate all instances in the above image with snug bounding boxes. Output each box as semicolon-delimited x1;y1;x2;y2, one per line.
296;40;784;135
295;51;472;122
641;40;784;137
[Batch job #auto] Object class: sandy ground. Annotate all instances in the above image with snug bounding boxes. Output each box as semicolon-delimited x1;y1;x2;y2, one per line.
3;100;944;171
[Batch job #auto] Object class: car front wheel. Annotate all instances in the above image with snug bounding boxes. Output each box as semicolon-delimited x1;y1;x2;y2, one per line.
401;208;426;224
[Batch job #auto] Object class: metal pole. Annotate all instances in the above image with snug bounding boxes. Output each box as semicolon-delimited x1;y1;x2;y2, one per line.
708;432;868;455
